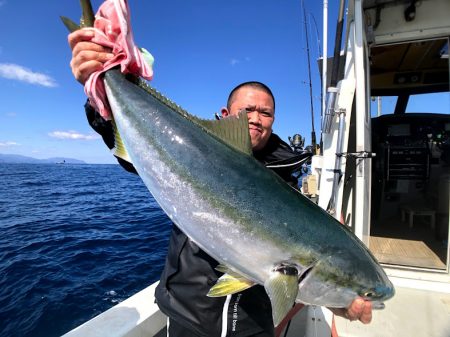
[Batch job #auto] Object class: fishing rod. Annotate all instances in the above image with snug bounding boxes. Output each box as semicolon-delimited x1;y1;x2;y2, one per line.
321;0;328;156
301;0;317;154
308;12;323;155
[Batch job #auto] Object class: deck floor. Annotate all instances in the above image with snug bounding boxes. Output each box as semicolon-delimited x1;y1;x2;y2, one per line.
369;236;446;269
369;215;447;269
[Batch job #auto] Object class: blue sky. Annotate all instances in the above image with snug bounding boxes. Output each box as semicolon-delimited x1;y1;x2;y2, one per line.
0;1;448;164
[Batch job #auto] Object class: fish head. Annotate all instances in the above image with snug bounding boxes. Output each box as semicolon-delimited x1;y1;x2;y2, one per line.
294;253;395;310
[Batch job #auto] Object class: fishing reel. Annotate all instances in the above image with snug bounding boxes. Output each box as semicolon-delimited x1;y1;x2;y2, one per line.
289;134;305;153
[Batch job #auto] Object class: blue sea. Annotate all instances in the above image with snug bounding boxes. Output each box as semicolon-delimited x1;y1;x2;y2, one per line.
0;163;172;337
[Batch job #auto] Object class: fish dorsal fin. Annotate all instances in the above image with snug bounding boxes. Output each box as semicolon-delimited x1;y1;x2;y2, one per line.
127;79;253;156
194;110;253;156
264;267;299;326
111;117;132;163
207;266;255;297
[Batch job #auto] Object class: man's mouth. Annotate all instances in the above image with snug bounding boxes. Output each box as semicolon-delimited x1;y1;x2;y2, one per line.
249;127;262;134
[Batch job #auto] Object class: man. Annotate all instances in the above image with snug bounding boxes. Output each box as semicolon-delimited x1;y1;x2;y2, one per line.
68;29;373;337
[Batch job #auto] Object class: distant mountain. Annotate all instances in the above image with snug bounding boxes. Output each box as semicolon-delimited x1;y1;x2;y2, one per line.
0;154;86;164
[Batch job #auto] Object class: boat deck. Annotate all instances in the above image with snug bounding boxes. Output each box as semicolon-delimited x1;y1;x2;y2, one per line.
369;215;447;270
276;283;450;337
334;285;450;337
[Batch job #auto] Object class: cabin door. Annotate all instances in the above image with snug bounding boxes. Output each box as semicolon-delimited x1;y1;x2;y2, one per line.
368;38;450;272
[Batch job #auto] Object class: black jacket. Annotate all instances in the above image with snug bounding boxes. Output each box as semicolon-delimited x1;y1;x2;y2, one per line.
86;103;308;336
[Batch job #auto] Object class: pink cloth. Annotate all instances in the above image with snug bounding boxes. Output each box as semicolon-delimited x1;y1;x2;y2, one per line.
84;0;153;120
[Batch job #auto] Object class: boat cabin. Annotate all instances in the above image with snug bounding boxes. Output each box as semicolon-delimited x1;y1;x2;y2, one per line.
314;0;450;335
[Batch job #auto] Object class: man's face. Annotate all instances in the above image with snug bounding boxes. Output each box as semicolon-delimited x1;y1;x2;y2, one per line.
222;87;275;151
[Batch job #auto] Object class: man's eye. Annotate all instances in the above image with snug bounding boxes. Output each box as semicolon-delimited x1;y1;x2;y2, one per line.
261;112;272;117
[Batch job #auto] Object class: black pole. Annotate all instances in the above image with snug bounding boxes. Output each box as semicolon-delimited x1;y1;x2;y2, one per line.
330;0;346;87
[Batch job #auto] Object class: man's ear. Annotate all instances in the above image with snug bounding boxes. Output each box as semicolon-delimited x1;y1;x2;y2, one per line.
221;107;229;118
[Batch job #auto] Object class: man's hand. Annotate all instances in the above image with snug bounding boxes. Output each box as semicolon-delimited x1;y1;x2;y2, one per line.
330;298;372;324
68;29;114;85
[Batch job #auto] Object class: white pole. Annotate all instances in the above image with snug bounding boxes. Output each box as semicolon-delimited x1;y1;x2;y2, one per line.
377;96;382;116
322;0;328;122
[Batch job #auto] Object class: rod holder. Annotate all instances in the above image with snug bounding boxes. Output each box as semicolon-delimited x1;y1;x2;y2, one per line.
322;87;338;134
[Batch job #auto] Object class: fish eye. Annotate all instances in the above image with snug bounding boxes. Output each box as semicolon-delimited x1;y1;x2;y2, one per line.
363;291;374;297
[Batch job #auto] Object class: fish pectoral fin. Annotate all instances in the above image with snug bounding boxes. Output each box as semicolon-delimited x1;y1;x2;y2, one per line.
264;270;299;327
111;117;132;163
207;273;255;297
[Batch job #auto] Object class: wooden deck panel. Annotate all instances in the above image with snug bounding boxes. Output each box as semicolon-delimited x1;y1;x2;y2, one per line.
369;236;446;269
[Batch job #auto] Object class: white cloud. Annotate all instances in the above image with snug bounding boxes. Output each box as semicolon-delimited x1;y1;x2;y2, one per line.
48;130;100;141
0;1;6;8
230;57;250;66
0;63;57;87
230;58;240;66
5;112;16;117
0;141;20;147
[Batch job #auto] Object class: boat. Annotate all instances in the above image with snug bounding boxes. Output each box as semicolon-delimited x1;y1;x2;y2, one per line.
63;0;450;336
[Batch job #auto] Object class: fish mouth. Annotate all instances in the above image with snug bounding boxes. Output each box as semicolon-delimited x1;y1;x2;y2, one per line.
371;302;386;310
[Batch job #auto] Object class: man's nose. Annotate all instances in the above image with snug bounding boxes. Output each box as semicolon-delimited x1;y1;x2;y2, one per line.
247;110;260;124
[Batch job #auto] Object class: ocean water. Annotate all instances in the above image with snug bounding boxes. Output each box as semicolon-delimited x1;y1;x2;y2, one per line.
0;163;172;337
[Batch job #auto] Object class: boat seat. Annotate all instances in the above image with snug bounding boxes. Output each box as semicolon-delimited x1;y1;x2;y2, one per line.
400;204;436;229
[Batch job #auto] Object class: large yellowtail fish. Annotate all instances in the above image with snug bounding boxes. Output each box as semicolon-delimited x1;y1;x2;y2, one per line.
62;0;394;326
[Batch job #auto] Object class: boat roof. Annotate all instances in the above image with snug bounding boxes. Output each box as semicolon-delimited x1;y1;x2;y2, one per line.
363;0;407;9
370;39;448;96
343;0;450;96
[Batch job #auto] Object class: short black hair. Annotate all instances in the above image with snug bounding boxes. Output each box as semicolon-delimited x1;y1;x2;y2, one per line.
226;81;275;111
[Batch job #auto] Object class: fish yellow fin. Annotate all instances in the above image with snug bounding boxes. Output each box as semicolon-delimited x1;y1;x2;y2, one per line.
207;273;255;297
111;117;132;163
79;0;95;27
215;264;230;274
264;270;299;326
60;0;95;32
195;110;253;156
60;16;80;32
215;264;242;276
